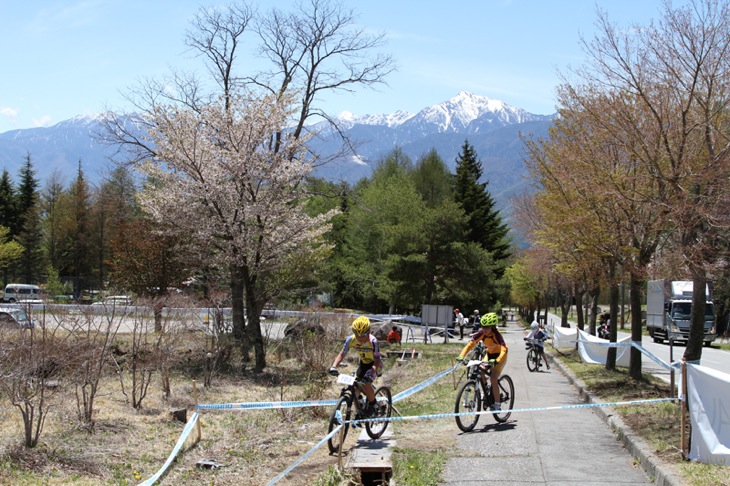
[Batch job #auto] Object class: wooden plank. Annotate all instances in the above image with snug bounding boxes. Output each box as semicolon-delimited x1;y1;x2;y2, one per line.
347;428;395;471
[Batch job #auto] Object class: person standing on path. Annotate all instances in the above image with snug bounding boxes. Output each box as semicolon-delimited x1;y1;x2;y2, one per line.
454;308;465;340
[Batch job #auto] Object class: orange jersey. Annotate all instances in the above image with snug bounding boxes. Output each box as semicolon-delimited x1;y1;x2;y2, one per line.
459;328;508;363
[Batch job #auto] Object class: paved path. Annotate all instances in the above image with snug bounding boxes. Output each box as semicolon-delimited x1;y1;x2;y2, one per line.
442;318;653;485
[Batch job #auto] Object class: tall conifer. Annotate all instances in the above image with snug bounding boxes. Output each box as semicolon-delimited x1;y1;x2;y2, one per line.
454;140;511;270
15;154;44;282
0;170;17;234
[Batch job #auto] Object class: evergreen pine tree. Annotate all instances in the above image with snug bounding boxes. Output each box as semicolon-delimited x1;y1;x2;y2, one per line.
454;139;511;269
15;154;44;282
16;154;39;225
0;170;17;235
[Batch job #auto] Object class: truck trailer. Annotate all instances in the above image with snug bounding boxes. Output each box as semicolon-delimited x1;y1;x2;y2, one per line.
645;279;716;346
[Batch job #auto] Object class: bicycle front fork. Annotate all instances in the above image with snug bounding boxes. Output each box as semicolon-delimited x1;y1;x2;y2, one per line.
479;379;492;406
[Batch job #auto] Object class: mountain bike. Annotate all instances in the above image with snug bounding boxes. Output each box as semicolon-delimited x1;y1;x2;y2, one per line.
525;338;544;372
327;372;393;454
454;344;515;432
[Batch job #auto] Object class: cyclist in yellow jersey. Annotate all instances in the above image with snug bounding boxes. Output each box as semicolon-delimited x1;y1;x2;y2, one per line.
329;316;383;416
457;312;509;410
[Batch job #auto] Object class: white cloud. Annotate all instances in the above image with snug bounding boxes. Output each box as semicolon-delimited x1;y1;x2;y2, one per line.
0;107;19;119
32;115;53;128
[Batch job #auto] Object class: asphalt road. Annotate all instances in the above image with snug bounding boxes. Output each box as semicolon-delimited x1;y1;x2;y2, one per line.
442;319;653;485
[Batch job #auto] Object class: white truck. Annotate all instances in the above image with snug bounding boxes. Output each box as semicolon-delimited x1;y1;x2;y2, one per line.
646;279;716;346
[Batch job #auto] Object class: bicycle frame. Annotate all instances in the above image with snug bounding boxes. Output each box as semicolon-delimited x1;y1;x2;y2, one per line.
455;351;515;431
327;372;392;454
336;373;368;416
464;359;494;405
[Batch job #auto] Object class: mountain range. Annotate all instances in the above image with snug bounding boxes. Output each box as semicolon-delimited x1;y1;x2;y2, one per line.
0;91;555;210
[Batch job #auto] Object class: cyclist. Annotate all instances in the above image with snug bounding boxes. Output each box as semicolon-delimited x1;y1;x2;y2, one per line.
525;320;550;369
456;312;509;410
329;315;383;416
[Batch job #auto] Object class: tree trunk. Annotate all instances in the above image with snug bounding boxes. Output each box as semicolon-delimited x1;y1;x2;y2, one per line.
629;274;643;380
606;281;619;371
153;303;164;333
559;289;571;327
589;287;600;336
684;265;706;362
575;286;585;331
244;281;266;372
230;265;248;362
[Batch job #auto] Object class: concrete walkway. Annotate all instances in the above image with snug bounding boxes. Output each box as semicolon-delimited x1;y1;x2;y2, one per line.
442;317;682;485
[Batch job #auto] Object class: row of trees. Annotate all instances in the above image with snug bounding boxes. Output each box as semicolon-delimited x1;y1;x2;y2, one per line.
0;156;138;296
508;0;730;378
0;135;511;361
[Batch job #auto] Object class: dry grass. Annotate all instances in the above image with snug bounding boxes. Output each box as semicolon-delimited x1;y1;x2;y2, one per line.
0;310;456;486
0;310;342;485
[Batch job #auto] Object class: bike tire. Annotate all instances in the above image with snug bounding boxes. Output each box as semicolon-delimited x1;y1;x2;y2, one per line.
526;348;538;372
454;380;481;432
366;386;392;439
492;374;515;423
327;396;352;454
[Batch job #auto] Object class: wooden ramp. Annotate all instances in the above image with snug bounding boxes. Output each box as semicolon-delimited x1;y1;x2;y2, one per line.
347;428;395;485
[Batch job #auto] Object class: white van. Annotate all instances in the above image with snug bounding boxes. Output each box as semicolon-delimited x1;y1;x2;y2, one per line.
3;284;42;303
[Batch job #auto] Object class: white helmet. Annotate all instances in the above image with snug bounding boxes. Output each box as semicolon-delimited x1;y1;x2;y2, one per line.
531;321;539;330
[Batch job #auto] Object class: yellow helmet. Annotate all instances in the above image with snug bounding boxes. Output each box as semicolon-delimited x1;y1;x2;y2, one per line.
480;312;499;327
352;316;371;336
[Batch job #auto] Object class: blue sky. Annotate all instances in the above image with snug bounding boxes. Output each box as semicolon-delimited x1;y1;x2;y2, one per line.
0;0;677;134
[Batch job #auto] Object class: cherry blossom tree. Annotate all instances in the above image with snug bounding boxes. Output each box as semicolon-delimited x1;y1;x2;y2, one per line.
137;92;335;371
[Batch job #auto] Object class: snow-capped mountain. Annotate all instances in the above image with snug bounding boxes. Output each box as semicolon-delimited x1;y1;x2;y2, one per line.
401;91;545;134
336;109;415;128
0;92;555;209
305;93;554;207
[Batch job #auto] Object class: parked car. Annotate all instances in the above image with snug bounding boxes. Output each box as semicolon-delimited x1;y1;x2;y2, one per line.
91;295;134;307
3;283;42;303
0;307;35;329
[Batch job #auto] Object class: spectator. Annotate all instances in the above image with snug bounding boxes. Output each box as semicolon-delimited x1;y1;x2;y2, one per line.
386;325;402;346
454;308;465;340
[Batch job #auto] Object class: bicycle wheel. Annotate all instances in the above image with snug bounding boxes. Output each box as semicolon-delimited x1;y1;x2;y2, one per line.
492;374;515;423
327;396;352;454
366;386;392;439
526;348;538;372
454;380;481;432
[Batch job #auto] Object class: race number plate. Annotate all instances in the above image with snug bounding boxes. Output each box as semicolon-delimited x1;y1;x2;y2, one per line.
337;374;356;386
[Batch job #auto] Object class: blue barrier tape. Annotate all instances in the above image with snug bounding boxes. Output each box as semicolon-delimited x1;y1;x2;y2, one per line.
348;396;677;425
391;364;459;403
198;399;338;410
149;340;677;484
265;424;343;486
630;342;672;370
138;410;199;486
